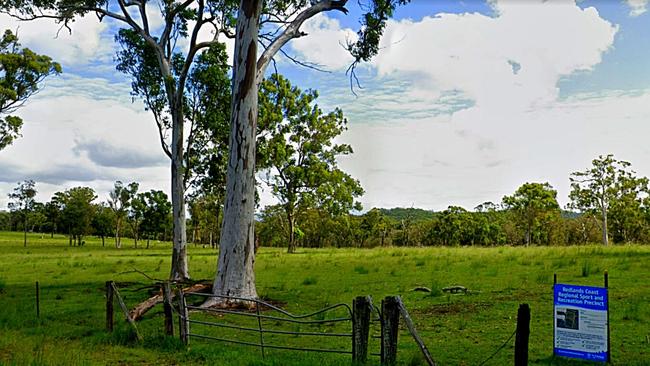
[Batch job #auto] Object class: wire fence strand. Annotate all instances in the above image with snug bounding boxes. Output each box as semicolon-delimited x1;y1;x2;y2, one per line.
477;328;517;366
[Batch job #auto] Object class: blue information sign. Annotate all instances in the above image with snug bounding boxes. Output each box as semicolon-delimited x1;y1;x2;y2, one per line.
553;284;609;362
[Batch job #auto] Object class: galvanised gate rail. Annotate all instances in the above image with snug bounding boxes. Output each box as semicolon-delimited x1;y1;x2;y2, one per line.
177;291;371;361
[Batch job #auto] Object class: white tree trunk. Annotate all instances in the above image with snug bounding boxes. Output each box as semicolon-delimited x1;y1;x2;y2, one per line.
170;104;190;281
602;206;609;246
208;0;261;306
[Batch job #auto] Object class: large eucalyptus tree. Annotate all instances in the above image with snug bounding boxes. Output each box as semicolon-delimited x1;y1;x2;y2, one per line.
4;0;409;299
3;0;240;281
209;0;409;305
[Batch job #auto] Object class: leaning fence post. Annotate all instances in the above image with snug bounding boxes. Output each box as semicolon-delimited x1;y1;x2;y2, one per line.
112;282;143;341
162;282;174;336
515;303;530;366
178;288;189;345
396;297;436;366
106;281;114;332
353;295;372;364
381;296;400;365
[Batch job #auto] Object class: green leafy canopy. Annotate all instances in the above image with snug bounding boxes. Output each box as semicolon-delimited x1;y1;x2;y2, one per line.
0;29;61;150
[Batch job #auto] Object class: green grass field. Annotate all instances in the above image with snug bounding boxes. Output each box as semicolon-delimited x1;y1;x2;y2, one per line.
0;231;648;365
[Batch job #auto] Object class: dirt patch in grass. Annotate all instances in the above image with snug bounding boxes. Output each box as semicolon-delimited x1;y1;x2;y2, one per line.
414;301;493;316
492;289;540;302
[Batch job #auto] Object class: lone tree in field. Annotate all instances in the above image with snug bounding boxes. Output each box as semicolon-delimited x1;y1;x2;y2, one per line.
258;74;363;253
92;203;115;247
128;188;146;248
208;0;409;305
7;179;37;246
0;29;61;150
57;186;97;246
569;154;648;246
108;181;138;249
140;190;172;248
502;182;559;246
3;0;239;281
5;0;409;299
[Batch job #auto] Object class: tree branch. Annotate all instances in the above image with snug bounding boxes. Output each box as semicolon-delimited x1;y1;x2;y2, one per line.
160;0;196;48
139;1;150;34
256;0;348;83
117;0;145;34
178;0;206;92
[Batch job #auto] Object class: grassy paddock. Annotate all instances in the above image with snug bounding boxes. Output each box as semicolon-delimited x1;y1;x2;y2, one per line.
0;231;648;365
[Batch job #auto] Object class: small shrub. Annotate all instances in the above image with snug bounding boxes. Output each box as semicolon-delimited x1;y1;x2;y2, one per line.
470;260;487;270
354;265;369;274
535;273;549;284
428;279;443;297
457;317;468;330
581;261;601;277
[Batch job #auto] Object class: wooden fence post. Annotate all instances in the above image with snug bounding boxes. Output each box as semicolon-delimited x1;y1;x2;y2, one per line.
381;296;400;366
35;281;40;318
106;281;114;332
178;288;189;345
112;282;143;341
163;282;174;336
396;297;437;366
515;303;530;366
352;296;372;364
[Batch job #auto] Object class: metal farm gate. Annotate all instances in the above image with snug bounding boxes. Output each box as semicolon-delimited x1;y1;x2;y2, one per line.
177;291;375;362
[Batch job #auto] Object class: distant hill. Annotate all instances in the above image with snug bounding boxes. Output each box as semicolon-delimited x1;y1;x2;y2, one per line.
561;210;582;219
377;207;436;222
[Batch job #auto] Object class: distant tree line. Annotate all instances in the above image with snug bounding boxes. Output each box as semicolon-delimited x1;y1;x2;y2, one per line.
254;155;650;248
3;158;648;249
1;180;172;248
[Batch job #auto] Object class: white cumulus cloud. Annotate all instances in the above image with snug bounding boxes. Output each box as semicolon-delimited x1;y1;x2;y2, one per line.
0;14;113;67
286;0;643;211
371;0;617;113
0;76;169;208
290;14;357;70
626;0;648;16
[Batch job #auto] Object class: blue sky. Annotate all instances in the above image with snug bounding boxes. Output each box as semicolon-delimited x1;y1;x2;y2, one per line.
1;0;650;211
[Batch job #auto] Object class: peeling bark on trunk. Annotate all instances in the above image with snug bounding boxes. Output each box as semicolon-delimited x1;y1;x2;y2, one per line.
214;203;221;249
170;104;190;281
115;220;121;249
287;211;296;254
602;207;609;246
208;0;262;306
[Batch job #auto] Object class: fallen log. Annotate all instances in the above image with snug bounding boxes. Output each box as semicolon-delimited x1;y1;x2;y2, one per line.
129;283;211;321
442;285;467;294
